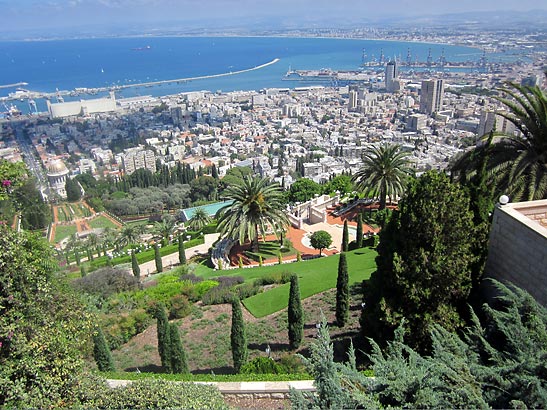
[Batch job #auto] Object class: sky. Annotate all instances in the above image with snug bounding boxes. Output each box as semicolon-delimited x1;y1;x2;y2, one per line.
0;0;545;35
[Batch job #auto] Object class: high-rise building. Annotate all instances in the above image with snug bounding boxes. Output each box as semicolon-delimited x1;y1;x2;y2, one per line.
478;110;518;137
121;149;156;175
385;61;400;92
420;79;444;115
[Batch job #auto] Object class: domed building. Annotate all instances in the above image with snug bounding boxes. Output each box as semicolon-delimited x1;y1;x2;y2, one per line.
46;159;70;199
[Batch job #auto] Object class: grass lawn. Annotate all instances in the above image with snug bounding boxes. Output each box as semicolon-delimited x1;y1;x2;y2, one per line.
89;215;119;230
243;240;296;262
194;247;377;318
54;224;78;243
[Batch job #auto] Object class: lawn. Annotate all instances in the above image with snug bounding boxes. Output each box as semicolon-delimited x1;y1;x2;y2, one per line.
195;247;377;318
54;224;78;243
88;215;119;230
244;240;297;262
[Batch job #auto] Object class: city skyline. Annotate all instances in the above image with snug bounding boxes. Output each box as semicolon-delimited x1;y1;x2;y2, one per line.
1;0;546;36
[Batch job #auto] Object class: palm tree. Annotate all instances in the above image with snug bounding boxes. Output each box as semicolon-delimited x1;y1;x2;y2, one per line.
116;225;141;249
352;144;413;210
187;207;211;231
452;82;547;202
217;176;289;252
153;215;177;244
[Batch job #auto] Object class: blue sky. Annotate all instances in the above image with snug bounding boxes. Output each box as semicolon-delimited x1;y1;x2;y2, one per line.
1;0;545;34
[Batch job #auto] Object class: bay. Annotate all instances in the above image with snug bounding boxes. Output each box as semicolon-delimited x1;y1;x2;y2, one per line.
0;36;489;111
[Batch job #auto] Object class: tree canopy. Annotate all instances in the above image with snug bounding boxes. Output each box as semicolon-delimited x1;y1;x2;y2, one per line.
361;171;475;352
452;81;547;202
288;178;323;203
352;144;413;210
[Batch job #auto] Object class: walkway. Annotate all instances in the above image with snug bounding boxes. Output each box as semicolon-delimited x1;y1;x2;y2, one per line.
139;233;220;276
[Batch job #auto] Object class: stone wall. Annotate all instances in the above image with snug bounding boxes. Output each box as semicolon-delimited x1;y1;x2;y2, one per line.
485;199;547;306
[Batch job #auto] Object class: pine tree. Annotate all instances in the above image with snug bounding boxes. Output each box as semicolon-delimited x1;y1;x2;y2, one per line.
131;251;140;279
342;220;349;252
231;299;248;373
178;235;186;265
92;327;115;372
168;323;188;374
154;243;163;273
288;274;304;349
154;303;171;372
335;253;349;327
356;214;363;248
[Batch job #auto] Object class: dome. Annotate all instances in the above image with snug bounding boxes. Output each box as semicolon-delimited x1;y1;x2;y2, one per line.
47;159;69;175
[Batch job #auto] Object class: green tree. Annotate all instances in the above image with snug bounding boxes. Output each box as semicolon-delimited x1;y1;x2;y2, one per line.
154;303;171;372
362;171;475;352
189;175;218;202
187;207;211;231
323;174;354;196
352;144;413;210
230;299;247;373
0;225;93;408
131;251;140;279
309;230;332;256
335;253;349;327
288;274;303;349
0;159;27;201
452;82;547;202
288;178;322;203
294;280;547;409
341;220;349;252
356;214;363;248
65;177;82;201
153;216;176;245
168;323;188;374
217;176;289;252
92;327;115;372
178;235;186;265
116;225;141;249
154;243;163;273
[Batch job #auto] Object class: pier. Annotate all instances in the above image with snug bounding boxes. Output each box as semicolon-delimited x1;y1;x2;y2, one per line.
0;82;28;89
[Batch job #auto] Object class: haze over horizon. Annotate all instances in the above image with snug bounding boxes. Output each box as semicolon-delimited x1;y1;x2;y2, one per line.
1;0;546;37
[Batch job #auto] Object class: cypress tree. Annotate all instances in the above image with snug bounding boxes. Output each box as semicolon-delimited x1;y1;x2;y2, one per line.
131;251;140;279
231;299;248;373
80;265;86;277
154;243;163;273
168;323;189;374
288;274;304;349
154;303;171;372
178;235;186;265
75;250;81;266
356;214;363;249
92;327;115;372
342;220;349;252
336;252;349;327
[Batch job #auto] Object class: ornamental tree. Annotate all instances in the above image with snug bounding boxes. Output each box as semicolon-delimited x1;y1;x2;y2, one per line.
230;299;248;373
335;252;349;327
288;274;303;349
309;230;332;256
361;171;475;352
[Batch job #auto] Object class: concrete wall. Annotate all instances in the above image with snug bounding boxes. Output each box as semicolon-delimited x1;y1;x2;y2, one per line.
485;199;547;306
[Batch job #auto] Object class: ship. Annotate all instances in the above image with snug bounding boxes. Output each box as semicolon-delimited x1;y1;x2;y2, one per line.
132;45;152;51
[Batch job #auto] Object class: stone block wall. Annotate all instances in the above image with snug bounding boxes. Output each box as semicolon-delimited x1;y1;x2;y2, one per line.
485;199;547;306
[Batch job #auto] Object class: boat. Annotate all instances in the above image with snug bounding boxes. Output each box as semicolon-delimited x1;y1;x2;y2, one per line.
132;45;152;51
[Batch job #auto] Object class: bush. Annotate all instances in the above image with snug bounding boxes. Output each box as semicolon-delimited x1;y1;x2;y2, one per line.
254;275;278;286
235;282;261;299
79;378;228;409
240;357;283;374
202;286;236;305
214;275;244;288
102;308;152;350
72;267;140;299
278;354;307;374
169;295;191;319
180;273;203;283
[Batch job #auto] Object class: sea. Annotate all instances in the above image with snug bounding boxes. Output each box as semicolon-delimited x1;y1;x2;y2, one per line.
0;36;518;114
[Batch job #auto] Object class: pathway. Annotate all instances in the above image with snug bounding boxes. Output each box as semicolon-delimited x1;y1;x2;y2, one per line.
139;233;220;276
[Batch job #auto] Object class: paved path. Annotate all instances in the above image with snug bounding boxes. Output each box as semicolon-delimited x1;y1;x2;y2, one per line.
140;233;220;276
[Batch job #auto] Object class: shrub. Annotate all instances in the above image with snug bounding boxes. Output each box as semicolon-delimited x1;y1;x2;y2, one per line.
72;267;140;299
169;295;191;319
235;282;261;299
180;273;203;283
81;378;228;409
102;308;152;350
240;357;283;374
278;354;307;374
254;275;278;286
202;286;236;305
214;276;244;288
280;271;294;284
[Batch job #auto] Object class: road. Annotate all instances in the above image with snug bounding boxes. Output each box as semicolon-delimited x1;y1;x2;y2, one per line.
13;123;48;194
